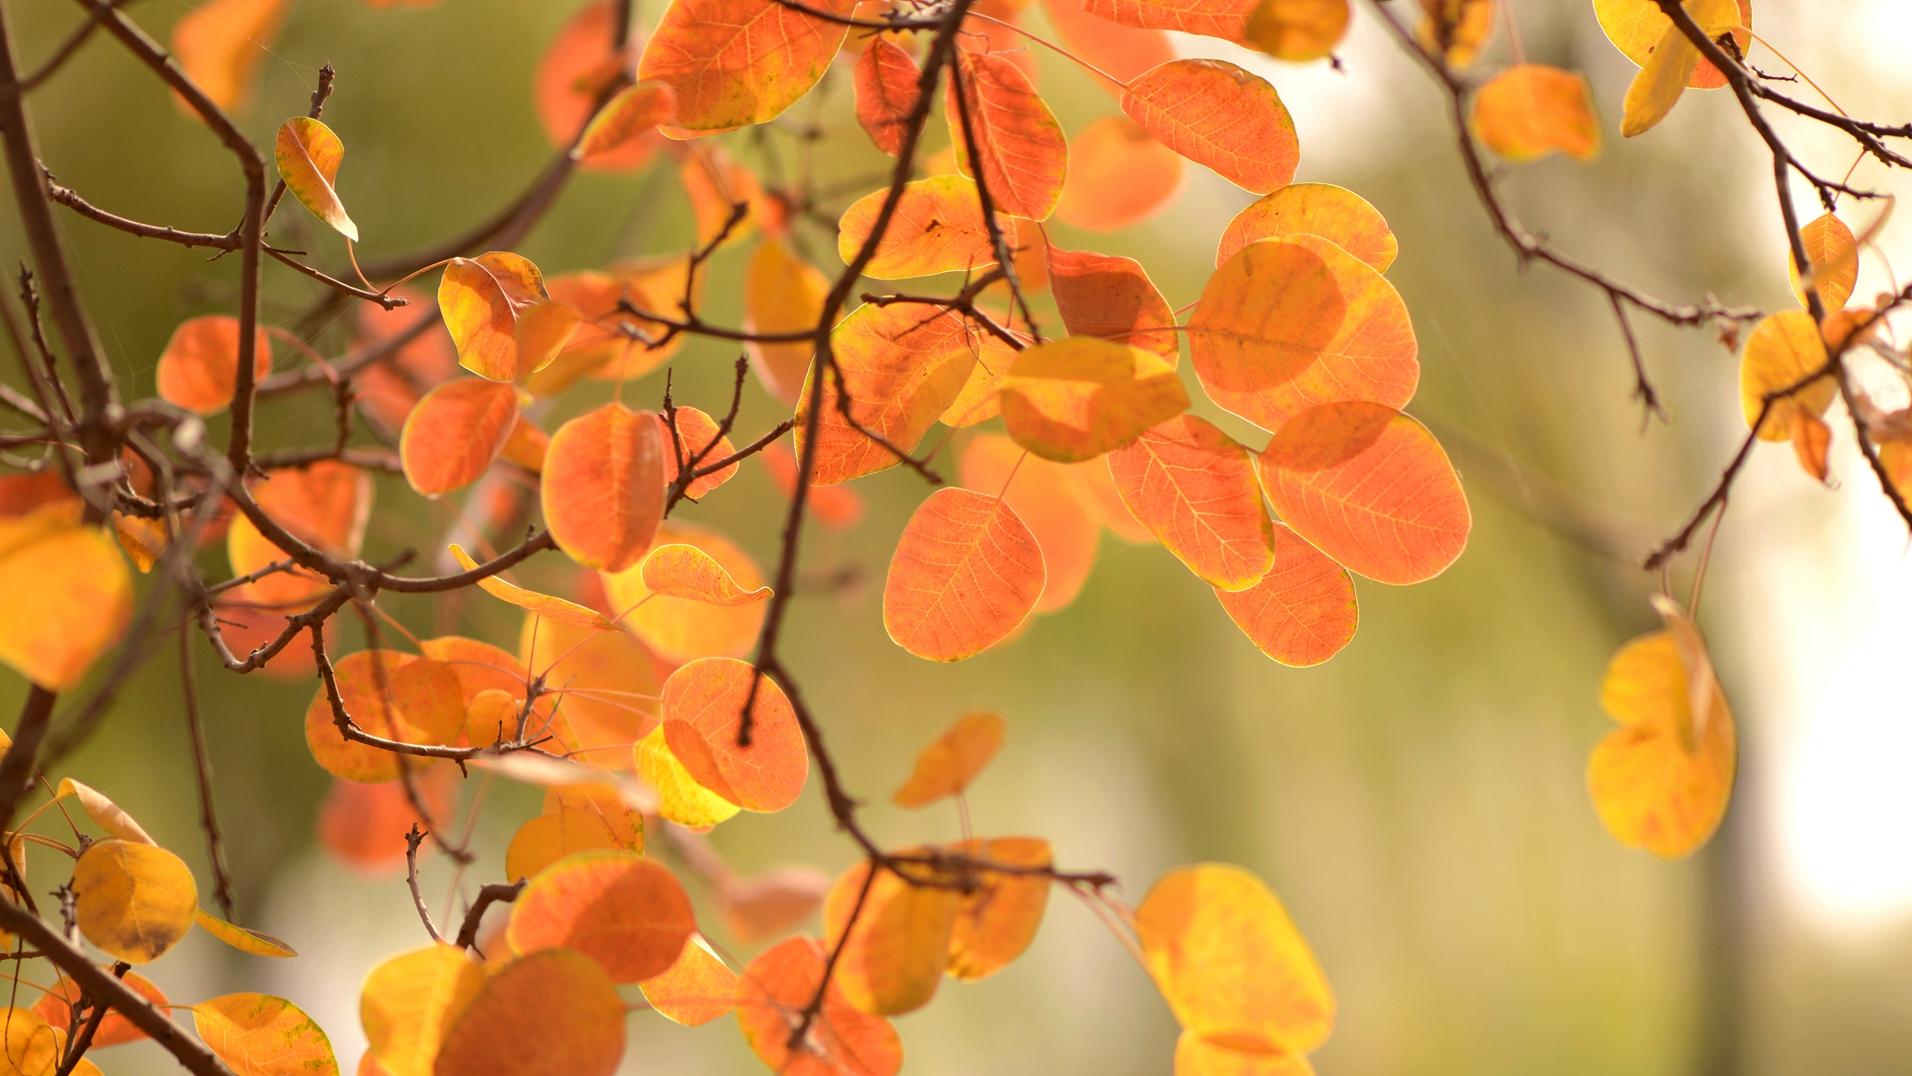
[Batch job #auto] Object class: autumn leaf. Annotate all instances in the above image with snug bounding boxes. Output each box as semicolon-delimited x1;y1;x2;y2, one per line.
505;807;637;883
894;712;1006;806
638;0;854;132
574;82;677;159
508;850;696;982
1213;524;1357;666
0;504;133;691
194;994;337;1076
999;337;1190;462
55;778;151;844
0;1007;59;1076
361;944;486;1076
1054;117;1184;232
1789;212;1858;313
542;402;665;573
226;460;373;610
1246;0;1349;61
824;859;962;1014
196;908;298;957
276;118;359;240
602;522;767;661
1082;0;1259;45
640;543;771;605
1074;456;1155;543
355;287;458;430
34;971;170;1048
400;378;520;496
1047;246;1179;359
635;725;741;828
1739;309;1835;441
962;434;1100;614
838;175;1000;278
518;614;660;759
883;486;1046;661
1620;0;1743;137
1108;414;1274;590
433;950;627;1076
945;836;1052;980
156;315;273;416
939;329;1018;428
737;937;902;1076
855;37;923;156
659;657;809;812
1415;0;1494;66
439;252;552;381
1123;59;1299;194
743;238;827;404
760;441;868;529
535;1;653;173
303;650;467;782
797;303;982;483
172;0;291;114
1042;0;1176;85
658;406;740;498
639;935;737;1026
947;51;1068;221
450;545;620;632
73;839;197;964
1595;0;1752;91
1175;1033;1318;1076
1216;183;1397;271
1470;65;1602;162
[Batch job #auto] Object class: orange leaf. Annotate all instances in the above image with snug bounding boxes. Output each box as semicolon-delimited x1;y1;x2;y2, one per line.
1041;0;1176;85
34;971;169;1048
855;37;922;156
1216;183;1395;272
1047;246;1179;359
1138;863;1334;1054
361;943;485;1076
744;239;827;404
439;252;551;381
1122;59;1297;193
640;543;771;605
433;950;627;1076
449;544;620;632
355;287;458;432
504;806;637;882
574;82;677;159
500;414;549;473
532;262;694;393
797;303;981;484
1470;64;1601;162
883;486;1045;661
399;378;520;496
535;1;654;173
1789;211;1858;313
156;315;273;416
1082;0;1257;45
1192;234;1416;431
945;836;1051;980
1108;414;1273;589
171;0;290;113
947;52;1068;221
961;433;1098;614
1175;1033;1317;1076
737;937;902;1076
602;522;766;661
1739;309;1835;441
1054;117;1183;232
660;657;809;812
638;0;854;132
1213;524;1356;666
658;407;739;497
318;769;456;874
1000;338;1189;462
760;441;867;530
508;850;695;982
638;935;737;1025
519;615;661;764
824;859;962;1015
0;505;133;691
304;651;466;782
542;402;664;573
275;118;358;240
1256;403;1469;585
1246;0;1349;61
1790;409;1832;483
1415;0;1496;66
225;461;372;611
421;633;532;707
893;712;1005;806
720;865;832;942
543;784;647;848
679;147;777;245
1072;457;1154;543
838;175;1000;279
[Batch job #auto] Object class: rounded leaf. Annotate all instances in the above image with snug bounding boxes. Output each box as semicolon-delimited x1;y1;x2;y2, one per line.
304;651;467;782
639;0;854;132
1246;0;1349;60
1789;212;1857;314
962;435;1100;614
194;994;337;1076
660;657;808;813
362;944;486;1076
883;487;1045;661
635;726;741;828
945;836;1052;980
1470;64;1601;162
1047;246;1179;359
1213;524;1357;666
1054;117;1183;232
737;937;902;1076
823;860;961;1015
855;37;922;155
508;850;696;983
893;712;1005;807
744;239;827;405
838;176;999;279
275;117;358;240
1739;309;1835;442
947;52;1068;221
156;315;273;415
0;507;132;691
439;253;549;381
1000;338;1189;462
799;304;983;484
400;379;520;496
432;950;626;1076
542;402;665;573
73;839;197;964
1122;59;1297;194
638;936;737;1026
1217;183;1396;271
33;972;169;1048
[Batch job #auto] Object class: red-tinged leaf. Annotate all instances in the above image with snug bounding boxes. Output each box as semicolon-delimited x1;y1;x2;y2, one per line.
947;51;1068;221
1084;0;1257;46
660;657;808;812
1246;0;1349;60
680;147;778;245
797;304;981;484
1047;246;1179;359
439;252;550;381
760;441;866;530
1108;414;1273;589
505;806;636;882
638;0;854;132
744;239;827;404
959;0;1039;85
305;651;466;783
400;378;520;496
226;460;372;610
319;767;457;874
1122;59;1298;194
602;522;766;661
962;433;1098;614
838;175;1000;279
172;0;291;113
519;615;662;764
356;287;459;431
894;712;1006;806
507;850;695;983
999;338;1190;462
1054;117;1184;232
639;936;737;1026
1213;523;1356;665
542;402;665;573
275;117;358;240
855;37;922;156
500;414;549;473
535;1;654;173
156;315;272;416
823;859;961;1015
1217;183;1396;272
1191;234;1417;431
514;300;584;378
641;544;771;605
362;944;486;1076
575;82;677;159
192;994;338;1076
449;544;620;632
1256;402;1470;585
945;836;1051;980
1175;1033;1317;1076
532;260;698;393
884;486;1045;660
720;865;832;942
434;950;627;1076
34;972;169;1047
1041;0;1176;85
658;407;739;498
737;937;903;1076
0;473;74;518
1470;64;1602;163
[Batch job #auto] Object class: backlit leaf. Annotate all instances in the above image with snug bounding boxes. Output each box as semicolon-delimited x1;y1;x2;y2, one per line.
1595;0;1752;90
518;616;660;762
1257;403;1469;585
508;850;695;982
635;725;741;828
884;487;1045;661
1074;457;1155;543
55;778;153;844
1192;234;1417;431
226;460;372;610
1789;212;1857;313
533;263;694;393
602;522;766;661
1041;0;1176;84
440;253;551;381
660;657;809;812
838;175;1000;279
0;1008;59;1076
744;239;827;404
1216;184;1395;271
824;859;962;1015
1082;0;1257;45
542;784;647;849
1122;59;1298;194
1739;309;1835;441
638;0;853;131
542;402;664;573
737;937;902;1076
73;839;197;964
797;304;981;484
1246;0;1349;61
196;908;298;956
156;315;273;415
855;37;922;156
1054;117;1183;232
450;544;620;631
679;147;775;243
938;331;1018;428
945;836;1051;980
504;808;633;883
1137;863;1334;1054
639;935;737;1025
947;51;1068;221
1175;1033;1317;1076
172;0;290;113
640;543;770;605
1213;524;1356;666
1414;0;1494;66
574;82;677;160
1470;64;1601;162
362;944;486;1076
760;441;868;530
433;949;626;1076
400;378;520;496
534;1;652;173
303;650;467;782
33;972;169;1048
894;712;1005;806
1000;338;1189;462
1048;246;1178;359
194;994;336;1076
0;505;132;690
275;118;358;240
659;407;740;498
962;434;1099;614
1108;414;1274;589
1619;0;1741;137
113;512;166;572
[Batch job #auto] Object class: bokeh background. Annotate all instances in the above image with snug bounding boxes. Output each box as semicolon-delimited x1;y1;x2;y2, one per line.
3;0;1911;1073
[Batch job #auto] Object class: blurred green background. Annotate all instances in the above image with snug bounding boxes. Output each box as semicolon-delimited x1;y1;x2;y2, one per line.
4;0;1912;1073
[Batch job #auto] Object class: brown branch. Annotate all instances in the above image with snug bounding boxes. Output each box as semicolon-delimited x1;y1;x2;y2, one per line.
403;824;444;942
179;623;235;920
454;881;525;951
51;961;126;1076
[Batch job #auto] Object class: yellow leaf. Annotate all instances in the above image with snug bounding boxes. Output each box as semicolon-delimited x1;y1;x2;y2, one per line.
823;859;961;1015
893;712;1005;807
72;839;198;965
1620;0;1741;137
448;544;619;631
361;944;486;1076
999;337;1190;462
0;1007;59;1076
0;503;133;690
1245;0;1349;62
638;935;737;1026
743;239;827;406
193;994;338;1076
638;544;771;606
55;778;154;844
1739;310;1835;441
1175;1032;1316;1076
275;118;359;241
635;726;740;829
1788;212;1858;312
111;512;167;572
196;908;298;957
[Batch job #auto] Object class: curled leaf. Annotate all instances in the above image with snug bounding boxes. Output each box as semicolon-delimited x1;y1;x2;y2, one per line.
602;522;767;662
195;908;298;957
449;544;620;631
275;117;359;240
439;252;551;381
55;778;153;844
640;543;770;605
